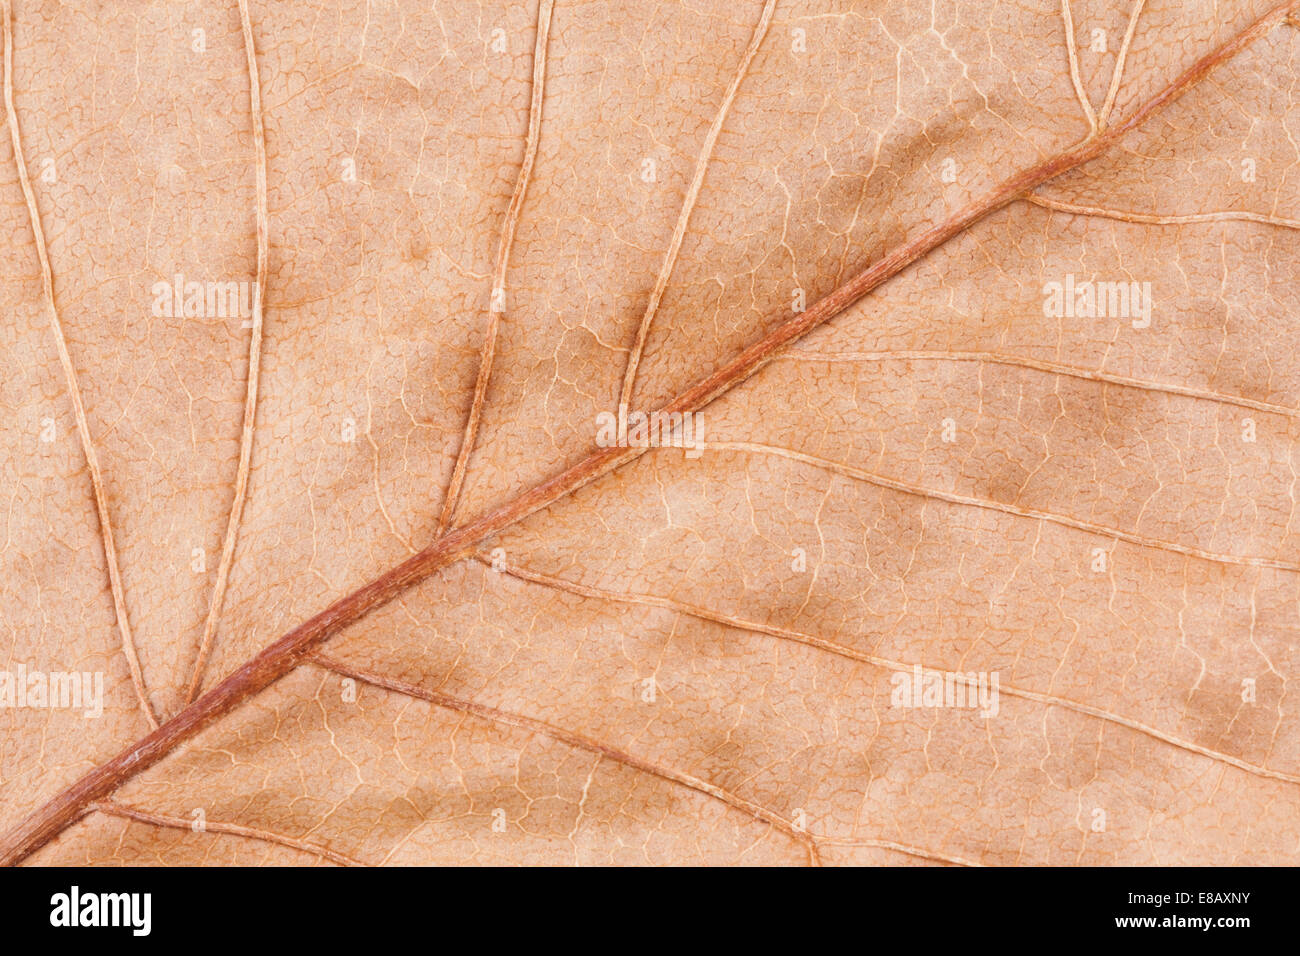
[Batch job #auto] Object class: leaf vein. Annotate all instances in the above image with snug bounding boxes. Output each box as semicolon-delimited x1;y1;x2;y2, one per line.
2;0;157;730
436;0;556;537
482;555;1300;787
1025;191;1300;231
310;654;821;865
616;0;779;416
4;0;1295;864
777;348;1300;416
90;800;363;867
705;441;1300;572
184;0;271;708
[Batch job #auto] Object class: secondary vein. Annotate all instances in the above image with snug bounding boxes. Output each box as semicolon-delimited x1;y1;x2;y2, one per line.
185;0;271;708
2;0;158;730
436;0;556;537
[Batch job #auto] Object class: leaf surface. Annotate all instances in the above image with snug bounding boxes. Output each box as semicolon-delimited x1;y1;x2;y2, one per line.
3;0;1300;865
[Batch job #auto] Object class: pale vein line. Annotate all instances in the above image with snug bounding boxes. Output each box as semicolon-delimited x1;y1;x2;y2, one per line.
478;556;1300;787
706;440;1300;572
1061;0;1098;132
1099;0;1147;125
775;348;1300;417
436;0;555;537
1026;191;1300;231
815;837;981;867
616;0;778;418
185;0;269;706
90;800;363;866
310;653;821;865
2;0;158;729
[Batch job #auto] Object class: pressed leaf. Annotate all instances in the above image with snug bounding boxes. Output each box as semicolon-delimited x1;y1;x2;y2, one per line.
2;0;1299;866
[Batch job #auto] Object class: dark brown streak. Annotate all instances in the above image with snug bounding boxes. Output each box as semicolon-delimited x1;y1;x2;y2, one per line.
2;0;1294;866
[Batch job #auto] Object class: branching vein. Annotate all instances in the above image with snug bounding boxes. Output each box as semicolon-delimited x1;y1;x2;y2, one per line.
616;0;778;417
1026;190;1300;231
706;440;1300;572
778;349;1300;417
91;800;362;867
1061;0;1098;132
310;654;821;865
1099;0;1148;125
185;0;270;707
2;0;158;730
480;555;1300;787
436;0;555;536
3;0;1297;867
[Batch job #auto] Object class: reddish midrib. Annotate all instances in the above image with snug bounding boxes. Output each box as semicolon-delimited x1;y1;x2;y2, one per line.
1;0;1294;867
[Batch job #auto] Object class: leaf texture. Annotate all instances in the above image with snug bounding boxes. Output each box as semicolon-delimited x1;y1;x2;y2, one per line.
2;0;1300;866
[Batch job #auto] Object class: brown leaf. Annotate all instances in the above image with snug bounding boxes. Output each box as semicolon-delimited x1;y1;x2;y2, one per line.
2;0;1299;866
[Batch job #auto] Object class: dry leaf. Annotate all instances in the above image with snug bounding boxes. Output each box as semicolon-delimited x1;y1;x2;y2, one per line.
2;0;1299;866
